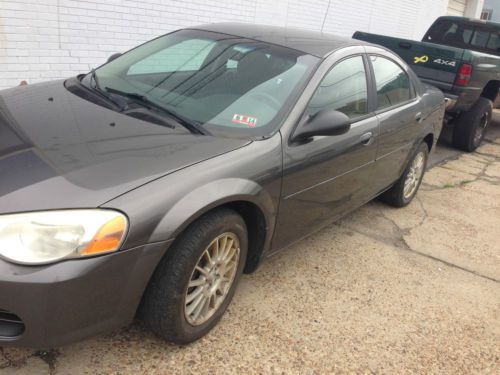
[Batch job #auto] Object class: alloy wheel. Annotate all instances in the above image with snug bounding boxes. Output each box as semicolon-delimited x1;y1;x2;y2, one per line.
184;233;240;326
403;151;425;200
473;113;488;147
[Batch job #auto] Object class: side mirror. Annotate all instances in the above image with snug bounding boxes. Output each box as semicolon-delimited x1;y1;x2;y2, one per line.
107;53;122;63
292;109;351;142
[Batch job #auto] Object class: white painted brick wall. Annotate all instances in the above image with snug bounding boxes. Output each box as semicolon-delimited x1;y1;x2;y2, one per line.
0;0;450;90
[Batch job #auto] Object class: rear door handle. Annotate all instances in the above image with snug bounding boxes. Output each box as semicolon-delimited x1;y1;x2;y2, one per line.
399;42;412;49
360;132;374;146
415;112;422;123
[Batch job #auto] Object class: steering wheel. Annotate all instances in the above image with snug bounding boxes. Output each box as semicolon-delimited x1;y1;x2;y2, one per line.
250;92;281;111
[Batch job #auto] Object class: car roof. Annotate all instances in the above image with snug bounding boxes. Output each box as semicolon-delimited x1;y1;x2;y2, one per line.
188;22;367;58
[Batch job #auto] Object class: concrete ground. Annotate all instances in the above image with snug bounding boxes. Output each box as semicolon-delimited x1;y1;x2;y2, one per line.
1;118;500;375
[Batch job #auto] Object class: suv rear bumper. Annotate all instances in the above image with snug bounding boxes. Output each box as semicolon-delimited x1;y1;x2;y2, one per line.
0;240;170;349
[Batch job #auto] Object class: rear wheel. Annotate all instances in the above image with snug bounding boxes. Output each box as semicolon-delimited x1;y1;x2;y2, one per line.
140;208;247;344
452;97;492;152
380;142;429;207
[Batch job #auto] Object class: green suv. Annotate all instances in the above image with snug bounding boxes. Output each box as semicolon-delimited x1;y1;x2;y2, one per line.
354;16;500;152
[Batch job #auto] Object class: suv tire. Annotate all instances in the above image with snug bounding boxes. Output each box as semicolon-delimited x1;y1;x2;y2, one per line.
452;97;492;152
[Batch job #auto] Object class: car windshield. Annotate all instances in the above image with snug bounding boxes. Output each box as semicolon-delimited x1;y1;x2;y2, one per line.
82;29;319;138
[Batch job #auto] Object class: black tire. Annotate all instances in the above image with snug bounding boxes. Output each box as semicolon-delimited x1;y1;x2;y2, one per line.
139;208;247;344
452;97;492;152
380;142;429;207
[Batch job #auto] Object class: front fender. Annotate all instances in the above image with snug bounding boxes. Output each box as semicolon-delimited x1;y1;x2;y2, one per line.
150;177;276;243
103;133;283;251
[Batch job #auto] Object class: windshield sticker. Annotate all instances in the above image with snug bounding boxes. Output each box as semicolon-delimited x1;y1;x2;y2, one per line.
232;114;257;127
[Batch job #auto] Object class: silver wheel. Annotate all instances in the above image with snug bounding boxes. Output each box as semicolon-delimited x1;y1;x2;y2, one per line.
184;233;240;326
473;113;488;147
403;151;425;200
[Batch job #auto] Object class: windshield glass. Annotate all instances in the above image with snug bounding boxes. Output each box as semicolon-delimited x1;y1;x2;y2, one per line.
82;29;319;138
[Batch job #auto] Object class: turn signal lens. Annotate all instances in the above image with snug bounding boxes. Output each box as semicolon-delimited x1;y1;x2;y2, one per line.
80;216;127;255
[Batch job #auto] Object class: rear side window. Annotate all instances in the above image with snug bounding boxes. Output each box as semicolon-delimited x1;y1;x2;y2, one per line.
471;29;490;48
306;55;368;119
424;19;500;55
370;55;411;110
487;31;500;51
424;20;474;47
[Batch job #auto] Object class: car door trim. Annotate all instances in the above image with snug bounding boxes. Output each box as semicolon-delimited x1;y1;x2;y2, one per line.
283;159;375;199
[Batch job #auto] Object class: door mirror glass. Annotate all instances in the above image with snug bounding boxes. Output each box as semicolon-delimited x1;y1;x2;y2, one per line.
292;109;351;141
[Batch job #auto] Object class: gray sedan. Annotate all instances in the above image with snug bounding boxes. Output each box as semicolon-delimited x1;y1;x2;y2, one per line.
0;23;444;348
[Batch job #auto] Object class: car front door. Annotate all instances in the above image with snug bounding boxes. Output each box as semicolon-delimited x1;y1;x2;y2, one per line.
366;49;424;188
272;51;380;251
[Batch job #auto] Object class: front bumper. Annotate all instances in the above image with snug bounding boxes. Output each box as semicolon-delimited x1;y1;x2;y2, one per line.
0;240;171;348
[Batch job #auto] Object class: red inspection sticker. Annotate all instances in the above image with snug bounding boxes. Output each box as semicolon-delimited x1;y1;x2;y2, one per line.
232;114;257;127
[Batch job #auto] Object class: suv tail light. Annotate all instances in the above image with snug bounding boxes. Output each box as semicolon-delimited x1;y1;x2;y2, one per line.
455;63;472;86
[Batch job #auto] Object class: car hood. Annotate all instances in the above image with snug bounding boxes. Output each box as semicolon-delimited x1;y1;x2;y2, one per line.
0;80;250;213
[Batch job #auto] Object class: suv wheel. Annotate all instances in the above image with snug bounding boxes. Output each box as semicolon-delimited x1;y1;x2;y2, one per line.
140;208;247;344
452;97;492;152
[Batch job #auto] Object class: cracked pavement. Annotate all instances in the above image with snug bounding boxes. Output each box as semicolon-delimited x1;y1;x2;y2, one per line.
1;119;499;374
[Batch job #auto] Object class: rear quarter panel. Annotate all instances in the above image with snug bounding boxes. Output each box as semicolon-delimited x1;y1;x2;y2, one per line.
456;51;500;111
421;84;446;149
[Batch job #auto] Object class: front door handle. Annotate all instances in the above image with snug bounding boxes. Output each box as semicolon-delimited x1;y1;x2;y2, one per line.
360;132;374;146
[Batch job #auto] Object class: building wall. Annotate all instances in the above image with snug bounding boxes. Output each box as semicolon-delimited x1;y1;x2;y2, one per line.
0;0;451;89
483;0;500;21
464;0;485;18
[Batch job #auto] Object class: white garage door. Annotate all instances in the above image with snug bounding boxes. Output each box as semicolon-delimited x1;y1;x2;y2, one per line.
447;0;468;16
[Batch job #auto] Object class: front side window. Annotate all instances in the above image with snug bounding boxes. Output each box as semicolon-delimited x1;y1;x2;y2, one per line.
83;30;319;139
306;55;368;119
370;55;411;110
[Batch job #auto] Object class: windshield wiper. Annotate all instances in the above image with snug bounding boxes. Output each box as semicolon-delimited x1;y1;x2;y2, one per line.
104;87;206;135
88;70;125;110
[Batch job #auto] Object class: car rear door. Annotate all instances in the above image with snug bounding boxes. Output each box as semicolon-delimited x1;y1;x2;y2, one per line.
365;47;424;189
272;49;380;251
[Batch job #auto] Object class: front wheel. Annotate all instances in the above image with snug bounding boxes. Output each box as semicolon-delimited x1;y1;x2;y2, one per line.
380;142;429;207
140;208;247;344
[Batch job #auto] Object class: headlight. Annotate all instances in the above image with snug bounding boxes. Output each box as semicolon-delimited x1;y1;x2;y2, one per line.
0;210;128;265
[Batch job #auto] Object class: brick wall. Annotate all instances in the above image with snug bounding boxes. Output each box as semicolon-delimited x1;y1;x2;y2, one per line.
0;0;449;90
